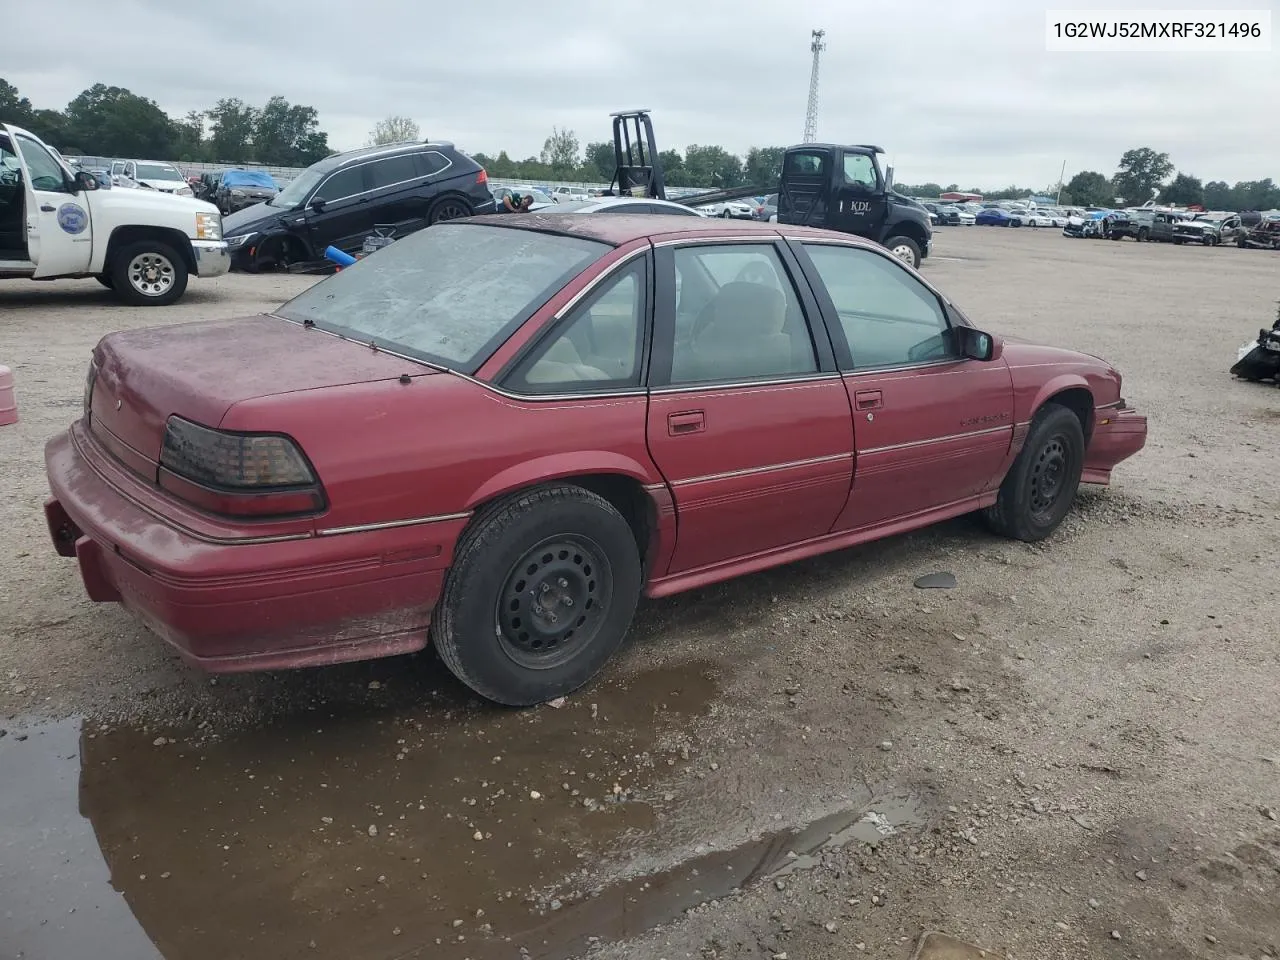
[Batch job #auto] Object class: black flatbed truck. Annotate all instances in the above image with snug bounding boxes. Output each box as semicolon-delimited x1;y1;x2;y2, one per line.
602;109;933;268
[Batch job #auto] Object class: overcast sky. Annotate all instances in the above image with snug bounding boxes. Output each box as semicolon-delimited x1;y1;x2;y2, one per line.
2;0;1276;187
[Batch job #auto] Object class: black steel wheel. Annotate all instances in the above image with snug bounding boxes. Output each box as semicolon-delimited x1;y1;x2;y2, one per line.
496;535;612;670
982;403;1084;542
428;197;472;225
432;484;642;706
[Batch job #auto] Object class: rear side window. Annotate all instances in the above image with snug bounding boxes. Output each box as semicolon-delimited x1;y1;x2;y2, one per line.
417;152;450;176
367;155;419;190
276;224;610;373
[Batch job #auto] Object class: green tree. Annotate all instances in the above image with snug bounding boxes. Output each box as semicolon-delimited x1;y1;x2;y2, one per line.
489;150;517;178
684;145;742;187
368;115;420;146
540;127;580;177
254;96;327;166
1159;172;1203;206
658;149;687;186
1062;170;1113;206
1111;147;1173;205
1228;178;1279;211
743;146;785;189
1203;180;1232;210
205;97;258;161
65;84;176;157
173;110;207;161
0;78;34;126
26;109;73;149
583;141;614;181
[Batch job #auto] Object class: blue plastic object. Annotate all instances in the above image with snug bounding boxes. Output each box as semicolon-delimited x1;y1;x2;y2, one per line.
324;245;356;267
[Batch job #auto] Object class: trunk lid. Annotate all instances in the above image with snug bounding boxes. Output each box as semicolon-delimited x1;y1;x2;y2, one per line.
88;315;431;475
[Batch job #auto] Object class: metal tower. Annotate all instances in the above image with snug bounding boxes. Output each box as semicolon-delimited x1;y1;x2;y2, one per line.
803;28;826;143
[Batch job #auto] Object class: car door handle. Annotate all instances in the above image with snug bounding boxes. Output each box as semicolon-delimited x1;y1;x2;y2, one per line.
854;390;883;410
668;411;706;435
40;204;56;212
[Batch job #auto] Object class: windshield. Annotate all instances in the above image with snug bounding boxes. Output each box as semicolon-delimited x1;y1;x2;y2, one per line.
269;166;326;207
275;223;610;373
222;170;277;189
134;163;184;181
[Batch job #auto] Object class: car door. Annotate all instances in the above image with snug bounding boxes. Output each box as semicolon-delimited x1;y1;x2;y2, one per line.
2;124;92;276
361;153;430;238
830;151;887;240
788;239;1014;531
303;163;377;253
645;239;854;575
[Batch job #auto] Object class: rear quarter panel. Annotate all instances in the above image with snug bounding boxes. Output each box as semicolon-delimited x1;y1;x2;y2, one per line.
219;373;661;534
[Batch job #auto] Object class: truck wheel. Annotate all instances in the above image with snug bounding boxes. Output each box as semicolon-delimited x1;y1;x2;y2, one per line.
883;236;921;269
431;484;642;706
109;240;189;306
1136;228;1149;242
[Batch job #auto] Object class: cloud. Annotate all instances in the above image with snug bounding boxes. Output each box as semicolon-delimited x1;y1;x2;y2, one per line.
1;0;1274;187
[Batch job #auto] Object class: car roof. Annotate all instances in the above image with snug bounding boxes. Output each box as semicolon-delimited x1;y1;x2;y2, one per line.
460;212;882;249
318;140;458;173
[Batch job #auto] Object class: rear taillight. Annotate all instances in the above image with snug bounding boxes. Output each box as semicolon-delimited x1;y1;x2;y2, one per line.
158;416;325;518
475;169;488;185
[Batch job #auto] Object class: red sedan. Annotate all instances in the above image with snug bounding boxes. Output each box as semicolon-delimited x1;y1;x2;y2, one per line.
43;215;1147;705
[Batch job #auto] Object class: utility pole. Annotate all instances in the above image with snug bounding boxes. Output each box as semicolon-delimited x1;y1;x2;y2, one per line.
1055;159;1067;204
803;29;826;143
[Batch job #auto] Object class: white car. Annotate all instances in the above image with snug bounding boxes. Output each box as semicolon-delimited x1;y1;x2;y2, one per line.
1013;209;1065;228
546;197;706;217
109;159;194;196
697;199;755;219
551;186;590;203
1;123;229;305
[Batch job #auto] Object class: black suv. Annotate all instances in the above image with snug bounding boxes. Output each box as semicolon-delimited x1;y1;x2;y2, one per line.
221;140;496;271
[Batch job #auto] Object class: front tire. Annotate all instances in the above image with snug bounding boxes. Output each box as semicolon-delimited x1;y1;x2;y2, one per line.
983;404;1085;542
108;240;189;306
883;235;922;269
432;485;643;706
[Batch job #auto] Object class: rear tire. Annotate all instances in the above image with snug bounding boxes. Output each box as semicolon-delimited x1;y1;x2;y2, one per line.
883;236;922;269
108;240;189;306
432;484;643;706
427;196;472;225
982;404;1085;542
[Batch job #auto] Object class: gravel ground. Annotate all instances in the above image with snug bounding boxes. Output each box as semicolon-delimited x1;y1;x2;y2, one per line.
2;227;1278;960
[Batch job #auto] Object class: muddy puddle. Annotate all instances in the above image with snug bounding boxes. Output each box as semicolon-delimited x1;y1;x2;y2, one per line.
2;660;922;960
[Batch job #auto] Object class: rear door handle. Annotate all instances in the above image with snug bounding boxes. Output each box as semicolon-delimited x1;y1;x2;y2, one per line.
854;390;883;410
667;410;706;435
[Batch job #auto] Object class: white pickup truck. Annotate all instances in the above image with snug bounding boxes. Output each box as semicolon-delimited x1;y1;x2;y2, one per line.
0;123;229;305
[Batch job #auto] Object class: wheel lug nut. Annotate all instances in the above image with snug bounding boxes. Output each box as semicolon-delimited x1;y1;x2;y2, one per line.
534;605;544;615
563;597;573;607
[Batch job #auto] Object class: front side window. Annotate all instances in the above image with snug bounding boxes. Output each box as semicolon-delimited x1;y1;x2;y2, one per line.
668;244;818;385
15;135;68;192
313;166;365;203
842;154;877;189
802;243;953;369
505;260;646;393
276;223;609;373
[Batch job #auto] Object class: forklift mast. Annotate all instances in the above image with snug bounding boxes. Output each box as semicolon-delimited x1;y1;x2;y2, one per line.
609;110;667;199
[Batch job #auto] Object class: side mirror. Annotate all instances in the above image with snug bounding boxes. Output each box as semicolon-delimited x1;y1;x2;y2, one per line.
73;170;99;192
884;165;895;193
957;326;1002;362
309;197;326;212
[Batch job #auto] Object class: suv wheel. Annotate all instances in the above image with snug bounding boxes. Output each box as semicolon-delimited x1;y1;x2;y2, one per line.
428;197;471;225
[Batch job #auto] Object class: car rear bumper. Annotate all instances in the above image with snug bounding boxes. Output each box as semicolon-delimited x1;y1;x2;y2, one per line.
1082;407;1147;484
43;426;467;673
191;239;230;278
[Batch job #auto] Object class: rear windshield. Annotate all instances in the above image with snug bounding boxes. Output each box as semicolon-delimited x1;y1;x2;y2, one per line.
275;223;610;374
